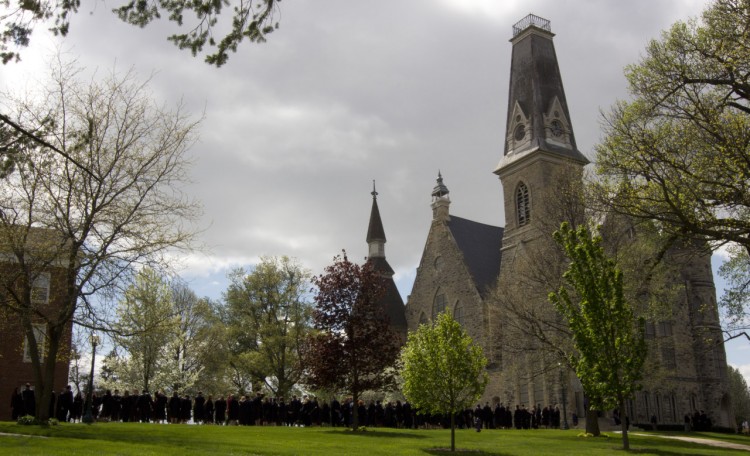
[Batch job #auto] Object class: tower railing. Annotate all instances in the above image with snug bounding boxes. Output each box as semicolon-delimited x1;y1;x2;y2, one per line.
512;14;551;37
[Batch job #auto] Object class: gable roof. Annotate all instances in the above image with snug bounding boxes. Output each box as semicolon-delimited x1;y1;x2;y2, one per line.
446;216;503;297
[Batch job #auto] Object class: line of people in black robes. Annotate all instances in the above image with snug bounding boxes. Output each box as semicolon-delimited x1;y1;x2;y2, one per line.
21;384;571;432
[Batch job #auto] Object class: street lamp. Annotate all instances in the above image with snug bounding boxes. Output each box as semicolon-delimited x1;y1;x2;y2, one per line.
82;333;100;424
558;363;570;430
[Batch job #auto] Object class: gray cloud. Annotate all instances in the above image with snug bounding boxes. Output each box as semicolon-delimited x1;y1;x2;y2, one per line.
2;0;709;298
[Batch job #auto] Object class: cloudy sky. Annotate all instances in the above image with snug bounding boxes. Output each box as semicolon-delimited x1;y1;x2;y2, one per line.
4;0;748;376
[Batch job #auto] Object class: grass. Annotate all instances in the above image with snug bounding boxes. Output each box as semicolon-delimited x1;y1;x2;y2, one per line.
0;422;747;455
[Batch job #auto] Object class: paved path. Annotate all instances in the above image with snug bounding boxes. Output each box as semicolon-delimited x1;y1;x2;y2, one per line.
0;432;48;438
630;433;750;452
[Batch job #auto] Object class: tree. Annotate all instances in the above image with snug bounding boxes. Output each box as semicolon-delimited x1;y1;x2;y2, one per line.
719;245;750;341
167;281;216;393
304;252;400;430
596;0;750;256
106;275;217;394
223;256;312;398
548;222;647;450
0;0;280;66
400;312;488;452
0;57;200;420
728;365;750;428
111;268;175;392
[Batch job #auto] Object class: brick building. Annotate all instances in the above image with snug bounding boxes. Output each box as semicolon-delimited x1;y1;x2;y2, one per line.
0;228;73;421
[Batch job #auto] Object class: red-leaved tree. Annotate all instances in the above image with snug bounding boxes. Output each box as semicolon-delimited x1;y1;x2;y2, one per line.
304;252;400;430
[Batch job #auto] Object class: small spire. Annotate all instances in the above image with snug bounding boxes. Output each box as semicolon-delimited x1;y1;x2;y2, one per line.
366;182;386;244
431;171;450;199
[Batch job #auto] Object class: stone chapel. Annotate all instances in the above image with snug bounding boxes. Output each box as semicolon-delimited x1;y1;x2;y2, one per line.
397;14;732;428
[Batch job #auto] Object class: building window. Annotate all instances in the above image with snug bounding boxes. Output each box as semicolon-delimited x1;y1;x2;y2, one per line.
516;183;530;226
419;312;428;326
432;293;446;320
661;346;677;370
453;301;464;326
23;323;47;363
31;272;51;304
657;321;673;337
644;322;655;339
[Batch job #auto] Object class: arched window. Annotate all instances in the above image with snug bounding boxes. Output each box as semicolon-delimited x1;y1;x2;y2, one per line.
432;292;447;320
516;182;530;226
419;312;428;326
453;301;464;326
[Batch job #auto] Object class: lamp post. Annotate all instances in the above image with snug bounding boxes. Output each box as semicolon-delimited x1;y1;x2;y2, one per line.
558;363;570;430
82;333;100;424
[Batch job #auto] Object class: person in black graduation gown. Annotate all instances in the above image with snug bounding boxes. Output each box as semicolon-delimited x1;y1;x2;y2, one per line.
22;383;36;417
57;385;74;422
193;392;205;424
214;396;226;425
227;394;239;425
138;390;153;423
168;391;180;423
11;387;24;419
204;395;214;424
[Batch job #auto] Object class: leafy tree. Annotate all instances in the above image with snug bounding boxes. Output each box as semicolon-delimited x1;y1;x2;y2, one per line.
304;252;401;430
167;281;216;392
111;268;176;392
719;245;750;341
223;256;312;398
0;57;200;420
548;222;647;450
728;365;750;428
596;0;750;256
0;0;280;66
400;312;488;452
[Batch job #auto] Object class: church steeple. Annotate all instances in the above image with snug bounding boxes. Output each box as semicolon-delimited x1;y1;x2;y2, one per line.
431;171;451;222
366;181;387;260
494;14;588;174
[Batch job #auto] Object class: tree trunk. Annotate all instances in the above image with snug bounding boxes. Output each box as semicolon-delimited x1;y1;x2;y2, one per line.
35;327;62;422
586;409;600;436
619;397;630;450
450;412;456;452
351;391;359;431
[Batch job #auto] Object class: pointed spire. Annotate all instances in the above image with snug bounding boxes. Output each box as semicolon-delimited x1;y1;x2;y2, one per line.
495;14;588;174
366;180;386;245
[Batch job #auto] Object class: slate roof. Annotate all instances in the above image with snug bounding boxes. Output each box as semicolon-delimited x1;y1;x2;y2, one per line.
446;216;504;298
366;196;386;243
502;20;589;165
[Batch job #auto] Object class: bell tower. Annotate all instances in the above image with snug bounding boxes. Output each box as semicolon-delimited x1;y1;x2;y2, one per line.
494;14;588;247
490;14;590;408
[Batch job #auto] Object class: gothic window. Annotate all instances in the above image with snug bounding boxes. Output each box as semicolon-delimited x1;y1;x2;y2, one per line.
433;292;447;320
419;312;428;326
453;301;464;326
516;183;530;226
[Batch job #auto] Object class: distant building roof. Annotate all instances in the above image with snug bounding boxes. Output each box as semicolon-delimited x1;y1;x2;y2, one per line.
446;216;503;297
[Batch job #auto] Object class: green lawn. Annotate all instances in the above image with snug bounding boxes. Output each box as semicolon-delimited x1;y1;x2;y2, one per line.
0;422;747;455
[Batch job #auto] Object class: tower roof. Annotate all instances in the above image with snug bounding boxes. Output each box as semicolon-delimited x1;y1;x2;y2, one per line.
496;14;589;172
431;171;450;199
366;181;386;243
